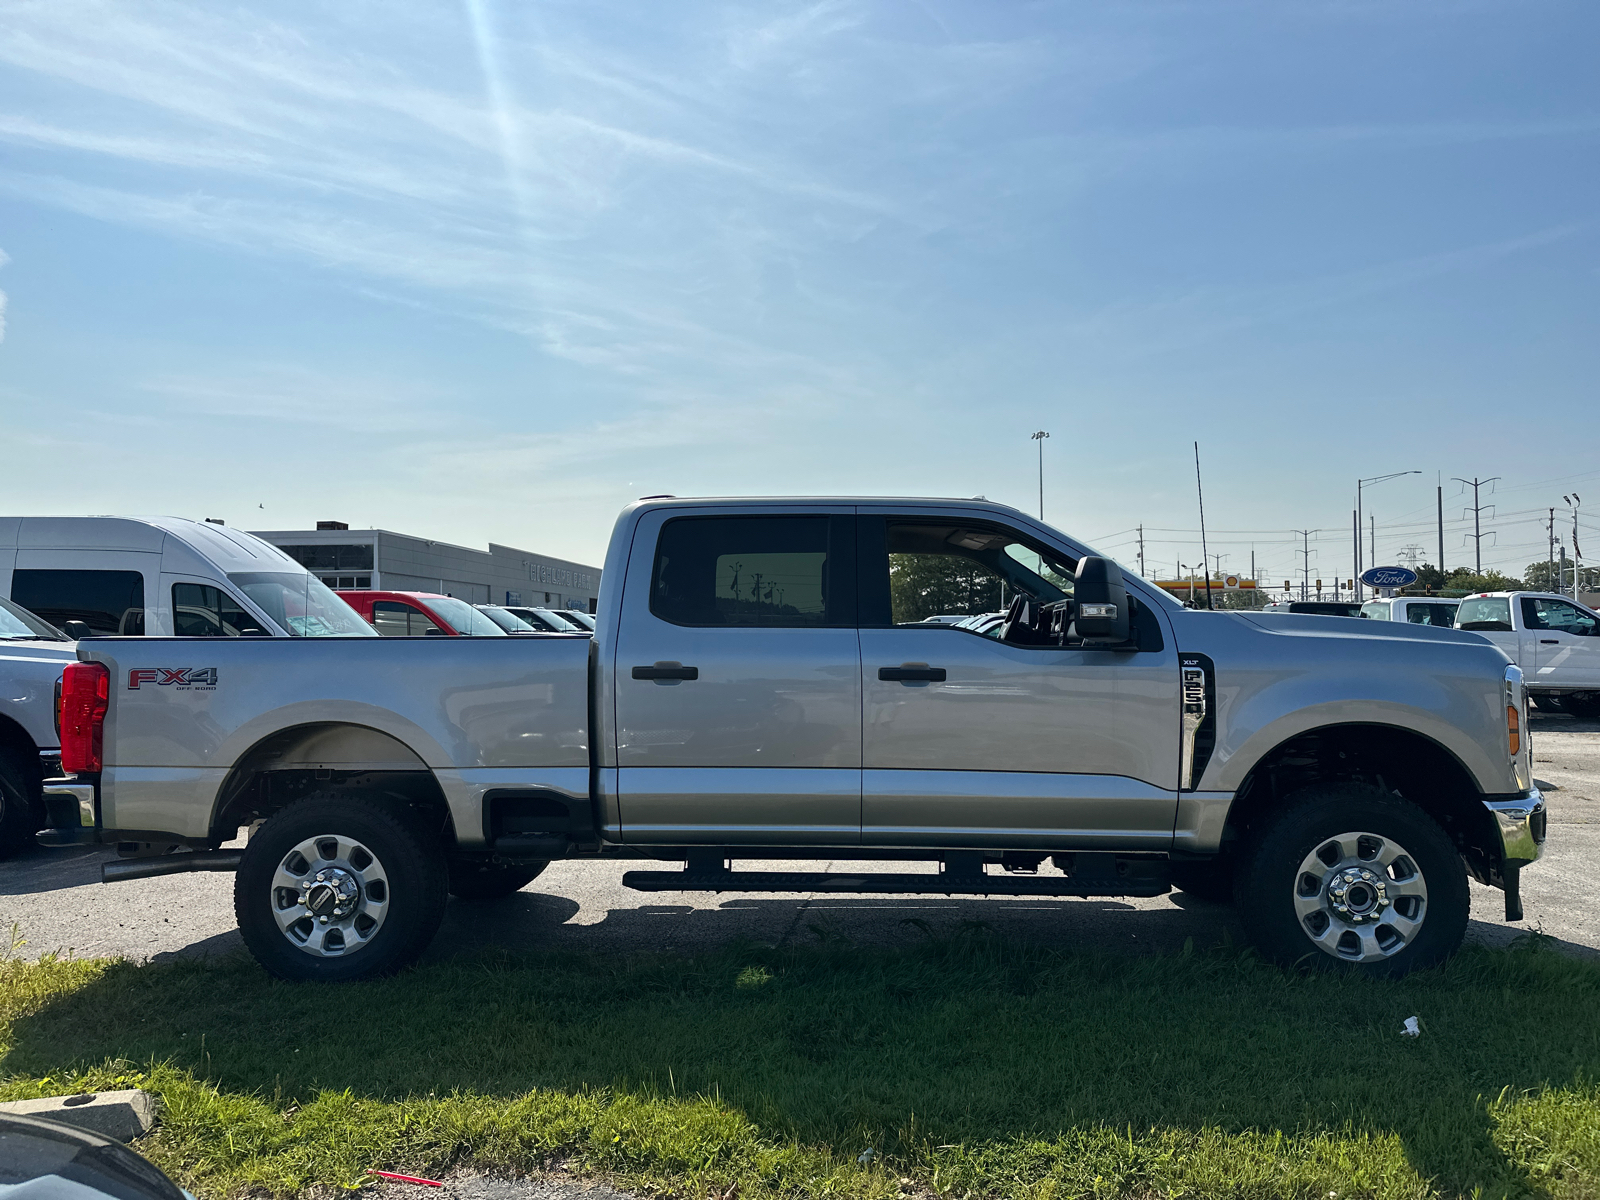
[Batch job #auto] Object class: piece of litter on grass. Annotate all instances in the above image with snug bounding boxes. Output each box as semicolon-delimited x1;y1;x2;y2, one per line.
858;1149;876;1165
1401;1016;1421;1037
372;1171;444;1187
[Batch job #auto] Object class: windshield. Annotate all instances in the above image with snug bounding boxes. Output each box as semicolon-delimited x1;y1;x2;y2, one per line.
0;595;67;640
477;605;535;632
559;610;596;630
531;607;580;631
227;573;377;637
426;596;507;636
1455;597;1512;632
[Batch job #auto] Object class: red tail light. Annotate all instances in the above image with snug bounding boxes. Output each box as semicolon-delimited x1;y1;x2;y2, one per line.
59;662;110;773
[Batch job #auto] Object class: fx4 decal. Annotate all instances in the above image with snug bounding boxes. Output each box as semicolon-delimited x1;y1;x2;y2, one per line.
128;668;218;689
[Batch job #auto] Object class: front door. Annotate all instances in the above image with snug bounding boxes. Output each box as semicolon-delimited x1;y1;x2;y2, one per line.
857;511;1181;850
1523;596;1600;689
613;508;862;845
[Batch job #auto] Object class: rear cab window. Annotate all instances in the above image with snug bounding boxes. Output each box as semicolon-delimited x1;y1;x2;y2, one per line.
1455;597;1513;631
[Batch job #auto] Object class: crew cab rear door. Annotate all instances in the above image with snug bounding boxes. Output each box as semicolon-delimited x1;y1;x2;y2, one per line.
612;505;861;845
854;508;1181;850
1522;595;1600;688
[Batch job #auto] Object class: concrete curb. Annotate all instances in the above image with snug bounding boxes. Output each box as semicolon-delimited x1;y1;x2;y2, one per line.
0;1089;160;1141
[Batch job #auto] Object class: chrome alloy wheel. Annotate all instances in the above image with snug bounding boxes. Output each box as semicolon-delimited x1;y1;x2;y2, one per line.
270;834;390;957
1292;831;1428;962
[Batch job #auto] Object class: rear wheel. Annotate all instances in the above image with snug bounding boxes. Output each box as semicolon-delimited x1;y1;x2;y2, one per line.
1237;783;1468;975
235;795;447;982
0;752;38;860
1530;693;1566;713
447;858;548;900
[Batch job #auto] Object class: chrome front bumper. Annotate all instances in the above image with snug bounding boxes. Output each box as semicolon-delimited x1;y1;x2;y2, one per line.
1482;787;1546;922
1484;787;1546;866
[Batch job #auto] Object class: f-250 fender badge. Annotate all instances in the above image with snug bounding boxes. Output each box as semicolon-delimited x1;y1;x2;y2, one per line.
128;668;218;690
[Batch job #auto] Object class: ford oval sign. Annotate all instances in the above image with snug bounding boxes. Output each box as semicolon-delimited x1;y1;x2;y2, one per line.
1360;566;1418;587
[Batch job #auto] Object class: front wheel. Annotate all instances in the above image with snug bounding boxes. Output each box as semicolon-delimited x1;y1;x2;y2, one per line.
235;796;447;982
1237;784;1468;975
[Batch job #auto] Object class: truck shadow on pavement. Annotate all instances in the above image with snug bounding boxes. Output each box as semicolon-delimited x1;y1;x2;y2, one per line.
6;915;1596;1199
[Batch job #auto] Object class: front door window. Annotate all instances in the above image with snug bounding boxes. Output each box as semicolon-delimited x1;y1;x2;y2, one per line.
370;600;444;636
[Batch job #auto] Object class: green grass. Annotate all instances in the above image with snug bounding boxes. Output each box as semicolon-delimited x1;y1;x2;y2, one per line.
3;926;1600;1200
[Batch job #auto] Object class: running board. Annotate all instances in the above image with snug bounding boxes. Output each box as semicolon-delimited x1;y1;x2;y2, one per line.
621;867;1170;897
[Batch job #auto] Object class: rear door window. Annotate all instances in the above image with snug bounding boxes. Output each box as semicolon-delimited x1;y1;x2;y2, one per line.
371;600;445;636
1406;603;1458;627
172;583;271;636
649;515;851;627
10;569;145;635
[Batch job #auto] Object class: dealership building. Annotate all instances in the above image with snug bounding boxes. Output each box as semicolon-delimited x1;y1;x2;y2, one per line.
251;522;602;612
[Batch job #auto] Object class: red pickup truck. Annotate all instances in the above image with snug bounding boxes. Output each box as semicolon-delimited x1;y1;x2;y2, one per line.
336;590;506;637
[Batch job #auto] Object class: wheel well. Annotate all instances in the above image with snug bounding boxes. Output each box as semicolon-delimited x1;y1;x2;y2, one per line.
0;713;43;804
1223;723;1503;883
208;722;452;849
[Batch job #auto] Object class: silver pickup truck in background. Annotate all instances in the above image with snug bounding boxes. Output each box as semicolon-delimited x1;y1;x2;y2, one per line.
40;497;1545;981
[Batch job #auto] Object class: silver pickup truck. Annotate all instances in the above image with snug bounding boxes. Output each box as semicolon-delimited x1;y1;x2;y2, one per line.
39;497;1545;981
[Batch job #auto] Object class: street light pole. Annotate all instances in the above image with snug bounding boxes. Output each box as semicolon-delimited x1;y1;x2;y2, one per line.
1565;494;1582;598
1356;470;1420;600
1031;431;1050;520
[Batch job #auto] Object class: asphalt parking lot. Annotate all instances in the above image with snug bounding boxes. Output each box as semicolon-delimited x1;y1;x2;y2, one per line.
3;713;1596;965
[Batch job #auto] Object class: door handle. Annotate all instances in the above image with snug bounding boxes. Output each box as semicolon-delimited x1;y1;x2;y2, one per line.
632;662;699;681
1541;639;1560;645
879;665;946;682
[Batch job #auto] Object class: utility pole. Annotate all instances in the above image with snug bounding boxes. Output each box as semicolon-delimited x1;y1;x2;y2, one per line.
1437;485;1444;576
1031;431;1049;519
1370;514;1376;569
1549;509;1557;594
1194;442;1213;609
1565;494;1583;598
1453;475;1501;574
1291;529;1315;601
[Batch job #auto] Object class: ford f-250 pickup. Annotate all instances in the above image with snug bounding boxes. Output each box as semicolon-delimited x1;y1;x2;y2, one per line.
39;497;1545;981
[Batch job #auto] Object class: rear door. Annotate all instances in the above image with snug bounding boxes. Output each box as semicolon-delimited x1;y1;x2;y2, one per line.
855;509;1181;850
1523;596;1600;688
612;506;861;845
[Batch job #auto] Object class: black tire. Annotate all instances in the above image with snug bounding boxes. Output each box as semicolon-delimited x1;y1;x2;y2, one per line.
1170;858;1234;903
0;751;39;861
447;858;548;900
234;795;447;982
1530;693;1566;713
1561;694;1600;720
1236;783;1468;976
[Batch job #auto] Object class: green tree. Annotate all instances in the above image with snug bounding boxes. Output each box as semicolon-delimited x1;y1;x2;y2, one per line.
889;554;1002;623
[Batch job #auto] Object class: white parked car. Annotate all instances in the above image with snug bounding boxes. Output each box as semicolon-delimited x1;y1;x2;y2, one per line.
1454;591;1600;717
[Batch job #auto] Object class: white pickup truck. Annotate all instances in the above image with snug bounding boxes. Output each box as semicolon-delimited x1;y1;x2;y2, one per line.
1454;591;1600;718
39;497;1545;981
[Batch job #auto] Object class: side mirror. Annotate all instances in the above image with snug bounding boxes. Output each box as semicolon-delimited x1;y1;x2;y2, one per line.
1074;556;1131;643
60;620;94;640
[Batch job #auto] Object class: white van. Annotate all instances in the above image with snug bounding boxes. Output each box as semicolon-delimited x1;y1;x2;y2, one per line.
0;517;374;638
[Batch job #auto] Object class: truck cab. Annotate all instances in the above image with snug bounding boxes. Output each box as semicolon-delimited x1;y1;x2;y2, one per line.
1455;591;1600;716
1360;596;1460;627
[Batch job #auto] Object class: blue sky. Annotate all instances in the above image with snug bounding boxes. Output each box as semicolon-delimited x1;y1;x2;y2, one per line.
0;0;1595;583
